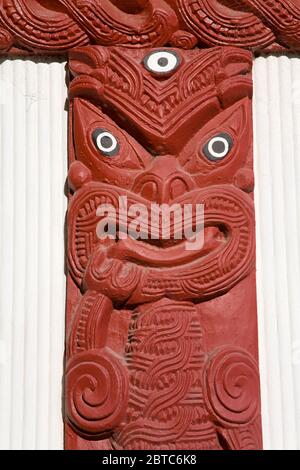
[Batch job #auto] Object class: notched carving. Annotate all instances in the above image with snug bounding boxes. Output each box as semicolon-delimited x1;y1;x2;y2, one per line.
0;0;89;53
0;0;178;54
176;0;300;51
1;0;300;54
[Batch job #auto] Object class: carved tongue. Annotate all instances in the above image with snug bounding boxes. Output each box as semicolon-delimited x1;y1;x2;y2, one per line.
107;227;222;267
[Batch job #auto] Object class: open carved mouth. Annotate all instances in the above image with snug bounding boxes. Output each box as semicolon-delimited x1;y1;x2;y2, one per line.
68;182;255;301
107;225;227;268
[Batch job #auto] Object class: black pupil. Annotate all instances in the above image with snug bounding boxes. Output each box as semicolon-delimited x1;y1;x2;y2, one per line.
100;135;113;149
158;57;168;67
212;140;226;154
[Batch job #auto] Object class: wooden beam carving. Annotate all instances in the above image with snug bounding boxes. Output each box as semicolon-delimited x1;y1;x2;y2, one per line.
0;1;300;54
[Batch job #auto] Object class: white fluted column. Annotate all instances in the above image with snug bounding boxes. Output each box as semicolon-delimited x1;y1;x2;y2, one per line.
0;58;67;450
254;55;300;450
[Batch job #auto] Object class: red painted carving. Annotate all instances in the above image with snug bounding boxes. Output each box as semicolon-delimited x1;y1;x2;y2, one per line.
0;0;271;452
175;0;300;51
65;45;262;450
0;1;300;54
0;0;178;54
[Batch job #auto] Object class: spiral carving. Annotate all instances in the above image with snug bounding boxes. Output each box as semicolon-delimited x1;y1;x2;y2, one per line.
203;346;260;427
66;349;128;438
170;30;198;49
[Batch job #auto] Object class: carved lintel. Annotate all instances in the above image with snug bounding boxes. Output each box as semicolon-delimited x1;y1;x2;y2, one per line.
0;1;300;54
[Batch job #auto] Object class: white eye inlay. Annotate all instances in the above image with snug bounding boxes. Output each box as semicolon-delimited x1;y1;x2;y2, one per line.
204;133;233;161
93;129;119;157
208;136;229;159
144;50;180;74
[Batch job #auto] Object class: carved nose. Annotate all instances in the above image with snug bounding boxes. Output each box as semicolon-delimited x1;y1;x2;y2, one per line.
132;155;195;203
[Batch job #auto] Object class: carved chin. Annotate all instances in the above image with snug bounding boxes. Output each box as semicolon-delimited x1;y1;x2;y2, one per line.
69;183;255;304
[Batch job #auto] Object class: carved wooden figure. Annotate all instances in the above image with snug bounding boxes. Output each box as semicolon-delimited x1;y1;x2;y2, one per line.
65;45;262;450
2;0;297;452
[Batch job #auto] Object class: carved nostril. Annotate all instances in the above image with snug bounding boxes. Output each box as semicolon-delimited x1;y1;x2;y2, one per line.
133;154;194;202
169;177;189;200
140;181;159;201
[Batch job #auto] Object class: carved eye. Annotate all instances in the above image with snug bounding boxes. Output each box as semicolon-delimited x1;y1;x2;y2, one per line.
144;50;180;74
203;133;233;161
92;128;120;157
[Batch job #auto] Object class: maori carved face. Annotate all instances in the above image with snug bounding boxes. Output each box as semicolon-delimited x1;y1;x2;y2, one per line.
68;46;255;305
66;46;262;450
